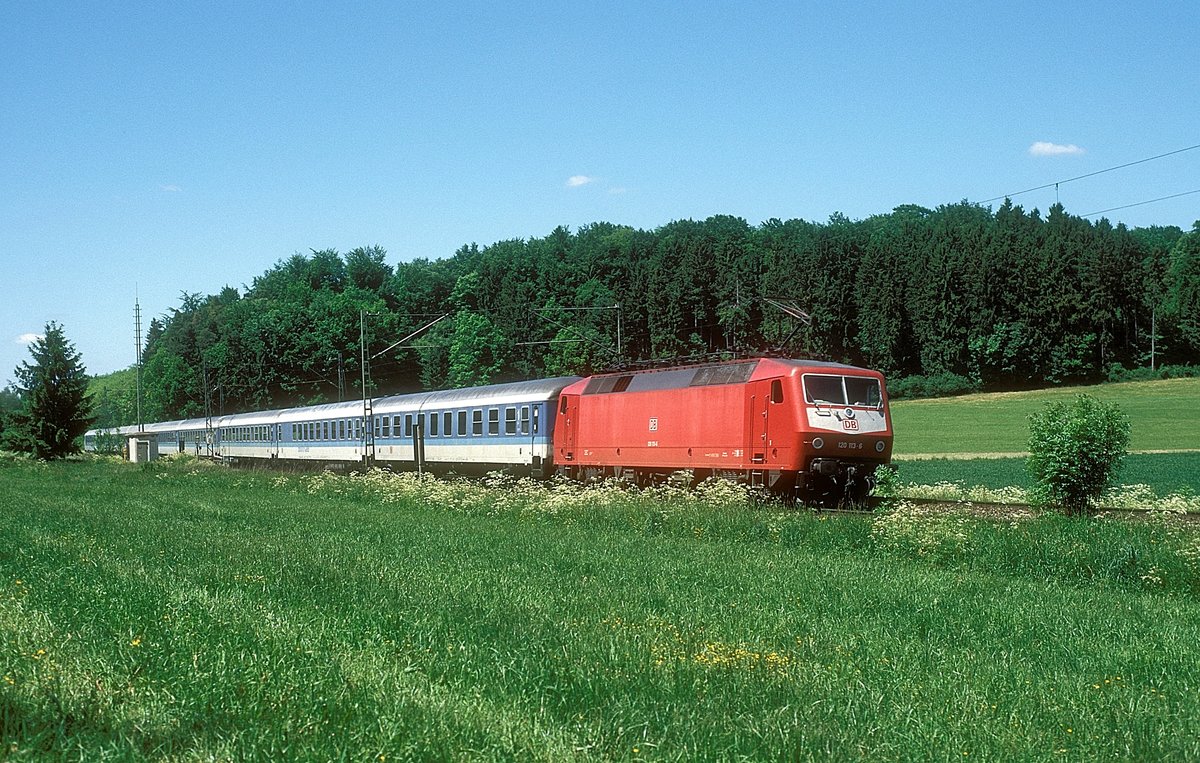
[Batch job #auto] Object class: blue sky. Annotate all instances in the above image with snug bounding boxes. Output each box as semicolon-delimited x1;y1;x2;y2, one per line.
3;1;1197;380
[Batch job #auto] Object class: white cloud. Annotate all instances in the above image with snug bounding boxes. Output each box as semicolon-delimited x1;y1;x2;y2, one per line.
15;333;43;345
566;175;594;188
1029;141;1085;157
160;184;183;192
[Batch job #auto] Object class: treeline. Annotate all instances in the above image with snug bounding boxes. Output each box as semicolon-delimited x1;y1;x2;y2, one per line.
93;201;1200;426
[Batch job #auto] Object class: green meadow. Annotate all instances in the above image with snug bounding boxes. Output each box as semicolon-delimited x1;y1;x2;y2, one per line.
3;458;1200;760
890;377;1200;456
887;378;1200;501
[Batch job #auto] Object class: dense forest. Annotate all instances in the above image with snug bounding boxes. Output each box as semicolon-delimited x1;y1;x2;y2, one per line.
89;200;1200;428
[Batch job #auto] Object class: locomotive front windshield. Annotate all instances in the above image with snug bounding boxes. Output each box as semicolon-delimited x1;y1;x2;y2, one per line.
803;374;883;407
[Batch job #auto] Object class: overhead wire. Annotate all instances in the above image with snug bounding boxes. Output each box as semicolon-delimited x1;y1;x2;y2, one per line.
977;142;1200;205
1081;188;1200;218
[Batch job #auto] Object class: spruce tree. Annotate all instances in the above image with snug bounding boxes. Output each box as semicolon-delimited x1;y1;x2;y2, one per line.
6;322;95;459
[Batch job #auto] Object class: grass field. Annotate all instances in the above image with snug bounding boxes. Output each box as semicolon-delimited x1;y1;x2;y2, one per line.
890;377;1200;456
4;458;1200;760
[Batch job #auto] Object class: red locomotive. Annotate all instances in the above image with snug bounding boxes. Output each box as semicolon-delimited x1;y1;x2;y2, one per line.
554;357;892;504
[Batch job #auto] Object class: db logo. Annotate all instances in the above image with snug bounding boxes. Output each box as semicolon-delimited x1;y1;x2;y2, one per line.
842;419;859;431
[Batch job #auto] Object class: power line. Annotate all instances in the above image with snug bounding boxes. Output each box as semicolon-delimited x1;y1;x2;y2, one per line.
978;142;1200;204
1081;188;1200;218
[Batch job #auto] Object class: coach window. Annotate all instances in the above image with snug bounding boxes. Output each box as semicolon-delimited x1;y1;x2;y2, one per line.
404;414;413;438
429;412;439;437
443;411;453;437
771;379;784;404
487;408;500;436
381;416;390;439
505;407;517;435
472;409;483;436
457;411;467;436
374;418;381;437
324;422;330;440
532;406;540;434
519;406;530;435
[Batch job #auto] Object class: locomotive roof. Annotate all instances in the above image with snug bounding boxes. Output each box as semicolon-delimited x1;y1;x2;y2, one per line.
572;357;879;395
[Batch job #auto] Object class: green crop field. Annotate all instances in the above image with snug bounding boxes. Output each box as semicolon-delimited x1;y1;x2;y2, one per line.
890;377;1200;457
4;458;1200;760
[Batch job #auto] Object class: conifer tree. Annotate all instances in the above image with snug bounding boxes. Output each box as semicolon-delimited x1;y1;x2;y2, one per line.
5;322;95;459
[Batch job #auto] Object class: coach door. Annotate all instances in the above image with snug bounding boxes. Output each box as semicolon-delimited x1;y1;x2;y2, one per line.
413;413;426;474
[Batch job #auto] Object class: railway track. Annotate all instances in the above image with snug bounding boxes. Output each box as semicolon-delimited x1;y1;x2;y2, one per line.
820;495;1200;522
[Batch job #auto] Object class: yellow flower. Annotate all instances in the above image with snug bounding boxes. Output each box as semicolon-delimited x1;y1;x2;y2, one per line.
130;637;142;647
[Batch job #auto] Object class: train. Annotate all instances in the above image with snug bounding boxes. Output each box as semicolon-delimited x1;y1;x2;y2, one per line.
85;357;893;505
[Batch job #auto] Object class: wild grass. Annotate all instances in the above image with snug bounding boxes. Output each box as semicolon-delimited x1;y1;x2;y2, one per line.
890;377;1200;455
3;458;1200;760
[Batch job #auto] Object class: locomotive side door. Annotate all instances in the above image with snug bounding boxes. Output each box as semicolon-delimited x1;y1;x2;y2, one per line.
749;381;770;465
557;395;577;463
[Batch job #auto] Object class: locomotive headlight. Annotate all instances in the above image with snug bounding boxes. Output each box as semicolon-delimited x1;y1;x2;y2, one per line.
813;437;825;450
875;440;886;453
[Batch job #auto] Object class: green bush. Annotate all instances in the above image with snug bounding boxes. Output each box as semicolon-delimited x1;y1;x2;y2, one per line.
1105;364;1200;382
1027;394;1131;515
887;372;981;400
